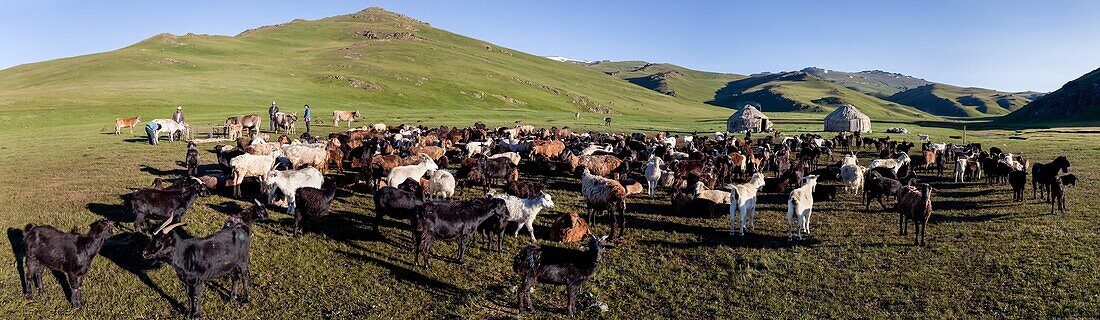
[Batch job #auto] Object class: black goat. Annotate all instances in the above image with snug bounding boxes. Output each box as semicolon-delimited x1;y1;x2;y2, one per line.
1061;173;1078;187
476;209;508;252
293;180;339;236
1032;156;1071;201
812;184;839;201
372;178;425;235
864;172;903;211
480;157;517;192
22;220;114;308
131;177;210;232
185;141;200;176
414;197;508;267
1050;176;1067;214
214;145;245;172
1009;170;1028;202
142;219;252;318
514;234;610;316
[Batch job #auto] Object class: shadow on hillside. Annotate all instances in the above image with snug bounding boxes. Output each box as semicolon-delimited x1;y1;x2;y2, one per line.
98;232;186;313
335;249;463;298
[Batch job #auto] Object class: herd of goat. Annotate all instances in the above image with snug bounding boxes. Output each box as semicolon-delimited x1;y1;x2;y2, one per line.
22;119;1075;317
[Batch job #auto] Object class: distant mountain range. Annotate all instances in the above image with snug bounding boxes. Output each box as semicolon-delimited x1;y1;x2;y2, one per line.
568;58;1045;118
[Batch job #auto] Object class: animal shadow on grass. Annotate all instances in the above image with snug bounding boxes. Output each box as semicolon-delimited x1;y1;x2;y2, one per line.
139;164;187;177
87;201;134;224
8;228;28;297
98;232;187;313
335;249;464;298
930;213;1010;224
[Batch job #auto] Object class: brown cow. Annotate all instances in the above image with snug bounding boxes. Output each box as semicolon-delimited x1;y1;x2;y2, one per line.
115;116;141;135
332;110;361;128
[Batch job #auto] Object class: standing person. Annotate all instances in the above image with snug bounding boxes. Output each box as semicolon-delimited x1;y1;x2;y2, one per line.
268;101;279;132
145;121;161;145
303;104;312;134
172;106;185;124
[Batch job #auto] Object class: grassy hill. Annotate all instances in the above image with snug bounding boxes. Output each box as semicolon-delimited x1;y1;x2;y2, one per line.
0;8;733;133
886;84;1030;117
999;66;1100;126
586;60;745;104
709;72;935;121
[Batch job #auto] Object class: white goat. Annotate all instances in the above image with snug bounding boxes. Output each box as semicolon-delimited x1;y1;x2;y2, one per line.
786;175;820;240
840;154;858;167
264;167;323;213
662;136;677;150
693;182;730;205
729;173;766;236
489;152;521;166
465;140;490;157
424;170;456;199
954;158;968;182
644;157;664;197
870;153;911;176
229;153;278;198
489;191;555;242
840;164;865;196
385;155;438;188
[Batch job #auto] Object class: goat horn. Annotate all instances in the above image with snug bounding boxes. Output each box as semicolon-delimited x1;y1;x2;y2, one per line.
253;198;263;207
153;217;174;235
161;222;187;234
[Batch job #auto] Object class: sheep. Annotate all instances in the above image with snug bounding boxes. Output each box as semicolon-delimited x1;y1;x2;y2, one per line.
142;219;252;318
514;234;610;316
580;168;627;240
386;155;438;189
292;180;339;235
264;167;323;214
564;153;622;178
644;156;664;197
282;143;329;173
620;178;644;196
729;173;766;236
184;141;200;176
414;197;509;267
896;183;933;246
549;211;590;243
229;152;278;198
425;170;457;199
693;181;730;204
489;151;522;166
786;175;820;240
22;220;114;308
840;164;864;196
489;191;556;241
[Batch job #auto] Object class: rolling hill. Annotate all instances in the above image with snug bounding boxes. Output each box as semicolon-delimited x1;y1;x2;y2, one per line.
708;72;934;120
999;66;1100;125
886;84;1031;117
586;60;746;104
583;61;1034;118
0;7;731;132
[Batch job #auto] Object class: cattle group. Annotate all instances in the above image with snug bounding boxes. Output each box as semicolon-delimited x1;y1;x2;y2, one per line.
24;117;1075;317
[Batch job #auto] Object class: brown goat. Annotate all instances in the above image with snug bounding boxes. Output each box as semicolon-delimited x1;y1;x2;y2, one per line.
896;183;933;246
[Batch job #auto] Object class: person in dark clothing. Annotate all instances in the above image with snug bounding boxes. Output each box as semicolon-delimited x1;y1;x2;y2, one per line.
145;122;161;145
268;101;279;131
303;104;312;134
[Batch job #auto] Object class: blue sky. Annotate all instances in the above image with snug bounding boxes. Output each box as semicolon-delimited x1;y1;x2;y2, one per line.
1;0;1097;92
